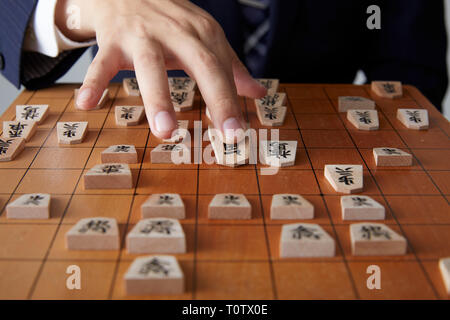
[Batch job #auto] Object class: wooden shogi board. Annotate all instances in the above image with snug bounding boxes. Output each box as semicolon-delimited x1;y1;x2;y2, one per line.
0;83;449;300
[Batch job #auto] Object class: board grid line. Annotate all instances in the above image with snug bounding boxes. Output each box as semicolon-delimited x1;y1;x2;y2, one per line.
287;86;361;300
0;83;448;299
323;85;441;299
245;96;279;300
25;86;120;299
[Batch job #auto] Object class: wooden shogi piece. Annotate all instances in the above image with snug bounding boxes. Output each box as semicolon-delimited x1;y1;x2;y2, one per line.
163;120;189;143
170;91;195;112
258;78;279;95
2;120;37;141
208;194;251;219
151;144;189;164
66;217;120;250
338;96;375;112
340;195;385;221
280;223;335;258
0;137;25;162
270;194;314;220
347;110;379;130
141;194;185;219
255;93;287;109
127;218;186;254
16;105;49;124
57;121;88;145
439;257;450;295
350;222;407;256
373;147;412;166
208;126;249;167
256;105;287;126
397;109;429;130
123;78;140;96
259;140;297;167
6;193;51;219
74;88;109;110
168;77;196;92
124;255;184;295
101;145;138;164
324;164;363;194
115;106;145;126
84;163;133;189
371;81;403;99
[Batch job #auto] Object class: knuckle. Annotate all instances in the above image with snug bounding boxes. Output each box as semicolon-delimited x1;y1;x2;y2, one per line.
135;49;163;66
132;19;151;40
196;16;222;39
198;50;220;71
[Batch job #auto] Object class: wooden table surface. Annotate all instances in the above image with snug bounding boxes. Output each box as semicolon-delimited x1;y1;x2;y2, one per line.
0;83;449;300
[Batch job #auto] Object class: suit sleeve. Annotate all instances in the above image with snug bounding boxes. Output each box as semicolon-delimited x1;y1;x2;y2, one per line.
362;0;448;110
0;0;87;90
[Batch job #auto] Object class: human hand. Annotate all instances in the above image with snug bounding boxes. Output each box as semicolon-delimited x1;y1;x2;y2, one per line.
56;0;267;139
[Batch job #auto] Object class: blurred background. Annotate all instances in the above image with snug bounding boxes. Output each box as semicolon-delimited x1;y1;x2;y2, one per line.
1;3;450;120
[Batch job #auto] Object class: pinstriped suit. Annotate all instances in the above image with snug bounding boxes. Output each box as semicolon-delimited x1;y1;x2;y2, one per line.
0;0;447;110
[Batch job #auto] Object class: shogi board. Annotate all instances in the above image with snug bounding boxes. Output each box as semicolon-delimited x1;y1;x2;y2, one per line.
0;83;449;300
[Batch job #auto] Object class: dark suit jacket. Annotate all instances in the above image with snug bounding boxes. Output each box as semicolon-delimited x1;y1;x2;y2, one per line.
0;0;447;110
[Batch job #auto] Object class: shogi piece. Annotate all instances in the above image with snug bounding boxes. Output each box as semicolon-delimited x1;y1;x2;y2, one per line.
84;163;133;189
124;255;184;295
127;218;186;254
57;121;88;145
2;120;37;141
260;140;297;167
324;164;363;194
208;126;249;167
341;195;385;220
439;257;450;295
115;106;145;126
16;105;49;124
141;194;185;219
255;93;287;109
371;81;403;99
258;78;279;95
101;145;138;164
168;77;196;92
74;88;109;110
66;217;119;250
350;223;407;256
6;193;51;219
0;138;25;162
256;105;287;126
338;96;375;112
163;120;189;143
170;91;195;112
347;110;379;130
151;144;189;164
270;194;314;220
373;147;412;166
280;223;335;258
397;109;429;130
123;78;140;96
208;194;251;220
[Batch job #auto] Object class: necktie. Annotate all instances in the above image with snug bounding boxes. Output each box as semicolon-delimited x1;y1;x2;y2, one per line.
238;0;271;76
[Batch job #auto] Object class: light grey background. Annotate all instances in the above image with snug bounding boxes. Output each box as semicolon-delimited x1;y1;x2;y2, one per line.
1;5;450;120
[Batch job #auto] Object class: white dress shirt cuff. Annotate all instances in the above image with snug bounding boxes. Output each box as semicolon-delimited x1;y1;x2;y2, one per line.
23;0;96;58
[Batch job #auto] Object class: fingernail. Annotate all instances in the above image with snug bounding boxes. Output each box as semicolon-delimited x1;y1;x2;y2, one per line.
223;117;244;142
76;88;92;108
154;111;176;133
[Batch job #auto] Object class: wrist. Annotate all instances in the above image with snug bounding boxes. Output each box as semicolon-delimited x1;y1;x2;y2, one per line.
55;0;96;42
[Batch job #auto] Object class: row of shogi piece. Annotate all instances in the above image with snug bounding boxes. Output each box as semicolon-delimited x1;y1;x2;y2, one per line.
1;79;429;167
5;191;450;296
